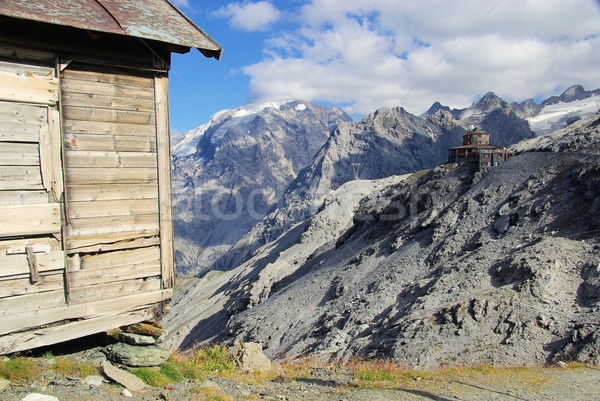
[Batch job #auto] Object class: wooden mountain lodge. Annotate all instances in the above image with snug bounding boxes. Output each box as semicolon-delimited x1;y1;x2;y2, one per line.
0;0;221;353
448;128;514;167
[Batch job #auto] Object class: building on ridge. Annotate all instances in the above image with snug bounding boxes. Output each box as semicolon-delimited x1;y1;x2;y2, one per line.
448;128;514;167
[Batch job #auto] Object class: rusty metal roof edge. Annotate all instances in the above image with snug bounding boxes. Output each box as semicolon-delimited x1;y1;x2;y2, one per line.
163;0;222;60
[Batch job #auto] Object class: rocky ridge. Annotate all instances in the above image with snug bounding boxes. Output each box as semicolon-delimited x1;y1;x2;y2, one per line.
165;113;600;369
171;99;352;276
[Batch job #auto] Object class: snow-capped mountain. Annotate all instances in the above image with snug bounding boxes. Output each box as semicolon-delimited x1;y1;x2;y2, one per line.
171;98;352;277
422;85;600;136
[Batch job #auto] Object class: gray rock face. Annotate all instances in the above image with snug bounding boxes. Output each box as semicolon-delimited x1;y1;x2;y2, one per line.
212;108;467;272
165;114;600;369
103;343;170;367
172;99;352;276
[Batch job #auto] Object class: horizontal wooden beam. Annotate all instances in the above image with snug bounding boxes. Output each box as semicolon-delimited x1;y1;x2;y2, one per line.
0;204;61;237
64;133;157;152
0;71;58;105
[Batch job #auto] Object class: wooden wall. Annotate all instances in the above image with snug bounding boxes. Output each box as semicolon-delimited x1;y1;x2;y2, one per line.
0;48;174;353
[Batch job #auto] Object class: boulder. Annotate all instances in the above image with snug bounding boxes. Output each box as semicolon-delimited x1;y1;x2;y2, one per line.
83;375;104;387
101;360;147;392
228;342;272;372
103;343;170;367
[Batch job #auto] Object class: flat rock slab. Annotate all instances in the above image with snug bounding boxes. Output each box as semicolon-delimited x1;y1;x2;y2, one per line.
121;321;163;338
119;332;156;346
103;343;170;367
0;378;10;393
101;360;147;392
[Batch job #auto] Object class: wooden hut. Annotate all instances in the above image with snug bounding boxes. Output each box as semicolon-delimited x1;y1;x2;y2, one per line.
0;0;221;353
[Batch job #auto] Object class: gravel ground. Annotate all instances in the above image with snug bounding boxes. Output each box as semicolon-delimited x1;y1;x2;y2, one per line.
2;355;600;401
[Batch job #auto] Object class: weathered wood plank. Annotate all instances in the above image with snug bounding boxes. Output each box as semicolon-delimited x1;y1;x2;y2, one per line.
0;290;66;318
0;190;49;205
68;198;159;219
61;69;153;88
154;75;175;289
65;151;157;169
63;119;155;136
0;288;172;336
0;251;64;279
68;236;160;254
61;79;154;99
66;214;159;237
64;133;156;152
0;142;39;166
66;167;157;185
0;310;155;354
0;237;61;256
63;105;155;125
0;204;61;237
47;108;63;202
66;183;158;202
78;246;160;270
0;101;47;125
0;60;55;77
0;71;58;105
0;165;43;190
64;229;160;253
69;278;161;304
0;124;41;143
0;274;63;298
69;261;161;287
61;92;155;112
0;43;54;63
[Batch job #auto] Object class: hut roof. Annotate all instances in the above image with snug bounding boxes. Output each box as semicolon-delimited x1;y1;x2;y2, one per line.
0;0;222;59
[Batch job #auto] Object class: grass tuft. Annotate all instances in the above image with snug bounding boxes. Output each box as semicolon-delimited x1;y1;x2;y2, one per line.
0;357;41;383
52;357;98;377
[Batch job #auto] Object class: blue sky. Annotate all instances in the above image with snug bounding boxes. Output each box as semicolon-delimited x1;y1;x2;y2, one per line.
168;0;600;135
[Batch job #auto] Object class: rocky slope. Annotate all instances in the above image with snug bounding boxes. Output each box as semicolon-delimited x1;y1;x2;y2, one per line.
165;113;600;369
171;99;352;276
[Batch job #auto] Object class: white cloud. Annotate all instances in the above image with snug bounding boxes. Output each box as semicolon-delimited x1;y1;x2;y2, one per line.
213;1;281;32
241;0;600;117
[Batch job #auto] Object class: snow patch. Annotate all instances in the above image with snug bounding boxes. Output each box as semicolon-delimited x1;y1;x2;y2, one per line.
295;103;306;111
527;95;600;134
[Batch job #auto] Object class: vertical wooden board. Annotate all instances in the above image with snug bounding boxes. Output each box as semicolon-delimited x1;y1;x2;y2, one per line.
154;75;174;289
48;108;64;201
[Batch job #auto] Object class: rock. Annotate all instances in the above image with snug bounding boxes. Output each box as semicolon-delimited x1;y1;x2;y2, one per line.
556;361;568;368
121;389;133;398
121;321;164;338
20;394;59;401
0;378;10;392
229;342;272;372
103;343;170;367
83;375;104;387
101;360;147;392
119;332;156;345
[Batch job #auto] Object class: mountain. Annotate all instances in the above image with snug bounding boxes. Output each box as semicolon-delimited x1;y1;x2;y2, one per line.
171;98;352;276
211;107;468;271
165;113;600;369
422;85;600;137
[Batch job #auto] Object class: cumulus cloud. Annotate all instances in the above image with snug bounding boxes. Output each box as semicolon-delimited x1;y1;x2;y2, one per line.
213;1;281;32
241;0;600;117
